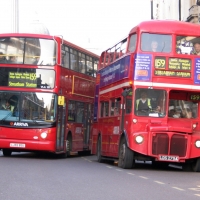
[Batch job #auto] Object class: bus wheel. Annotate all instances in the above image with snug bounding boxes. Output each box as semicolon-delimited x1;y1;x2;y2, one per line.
97;136;103;163
3;149;12;157
118;137;134;169
60;138;71;158
66;139;71;157
182;163;192;172
192;158;200;172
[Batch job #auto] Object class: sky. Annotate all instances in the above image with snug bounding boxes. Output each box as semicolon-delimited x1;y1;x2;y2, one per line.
0;0;151;55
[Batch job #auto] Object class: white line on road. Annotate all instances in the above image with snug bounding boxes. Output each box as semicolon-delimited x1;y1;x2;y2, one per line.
106;166;113;169
139;176;148;179
172;187;184;191
194;194;200;197
127;173;135;176
116;169;123;172
154;181;165;185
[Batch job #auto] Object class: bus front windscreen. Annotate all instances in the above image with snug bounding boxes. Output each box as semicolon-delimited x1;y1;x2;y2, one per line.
0;92;57;124
0;37;56;65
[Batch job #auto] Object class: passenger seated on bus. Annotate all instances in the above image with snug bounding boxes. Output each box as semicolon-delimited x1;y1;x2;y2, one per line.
154;106;161;113
182;108;193;119
168;107;181;118
136;91;152;114
192;42;200;55
0;52;7;63
151;40;158;52
8;55;17;63
114;107;119;116
33;54;40;65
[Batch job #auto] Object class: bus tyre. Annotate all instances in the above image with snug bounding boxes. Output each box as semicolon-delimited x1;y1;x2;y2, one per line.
60;139;71;158
97;136;103;163
118;137;134;169
192;158;200;172
3;149;12;157
182;163;192;172
66;139;71;157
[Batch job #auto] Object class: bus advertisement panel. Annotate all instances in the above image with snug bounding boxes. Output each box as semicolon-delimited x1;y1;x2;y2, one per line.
0;33;99;157
92;20;200;172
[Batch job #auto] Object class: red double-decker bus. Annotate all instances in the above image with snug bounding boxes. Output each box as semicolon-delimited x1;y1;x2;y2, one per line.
0;33;99;157
92;20;200;172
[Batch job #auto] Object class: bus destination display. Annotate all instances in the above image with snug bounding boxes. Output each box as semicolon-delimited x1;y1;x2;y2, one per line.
8;72;37;88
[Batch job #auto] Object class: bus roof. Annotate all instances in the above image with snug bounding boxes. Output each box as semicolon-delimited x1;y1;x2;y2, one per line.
129;20;200;36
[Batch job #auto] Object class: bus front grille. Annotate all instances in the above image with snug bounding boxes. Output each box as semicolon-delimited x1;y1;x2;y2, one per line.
152;133;187;157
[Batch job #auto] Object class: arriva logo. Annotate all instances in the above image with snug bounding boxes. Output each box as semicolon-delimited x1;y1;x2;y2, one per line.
14;122;28;127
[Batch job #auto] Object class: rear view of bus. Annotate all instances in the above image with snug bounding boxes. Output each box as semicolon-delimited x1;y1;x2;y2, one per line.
92;20;200;172
0;33;98;157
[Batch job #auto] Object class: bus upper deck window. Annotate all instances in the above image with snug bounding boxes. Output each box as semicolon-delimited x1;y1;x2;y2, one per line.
176;36;200;55
141;33;172;53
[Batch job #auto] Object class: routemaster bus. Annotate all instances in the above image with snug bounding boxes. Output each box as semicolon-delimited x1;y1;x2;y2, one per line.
92;20;200;172
0;33;99;157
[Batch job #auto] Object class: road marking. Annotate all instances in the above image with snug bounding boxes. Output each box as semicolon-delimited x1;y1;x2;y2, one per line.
83;158;90;162
127;173;135;176
116;169;123;172
139;176;148;179
154;181;165;185
106;166;113;169
189;187;200;192
172;187;184;191
194;194;200;197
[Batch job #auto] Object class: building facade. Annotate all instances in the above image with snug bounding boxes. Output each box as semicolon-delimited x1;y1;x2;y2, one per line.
153;0;198;23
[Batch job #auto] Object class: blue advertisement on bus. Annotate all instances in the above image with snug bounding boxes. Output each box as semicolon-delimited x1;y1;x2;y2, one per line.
134;54;152;81
99;55;130;88
194;58;200;84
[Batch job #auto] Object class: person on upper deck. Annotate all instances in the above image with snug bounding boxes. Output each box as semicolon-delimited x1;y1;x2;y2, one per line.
151;40;159;52
8;55;17;63
193;42;200;55
0;52;7;63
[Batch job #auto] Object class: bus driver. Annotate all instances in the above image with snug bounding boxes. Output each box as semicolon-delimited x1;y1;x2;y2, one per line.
136;91;152;114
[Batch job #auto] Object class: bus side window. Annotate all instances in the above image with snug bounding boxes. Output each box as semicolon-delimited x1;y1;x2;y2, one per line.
76;102;84;123
126;91;132;114
128;34;137;52
110;98;121;116
100;101;109;117
68;101;75;121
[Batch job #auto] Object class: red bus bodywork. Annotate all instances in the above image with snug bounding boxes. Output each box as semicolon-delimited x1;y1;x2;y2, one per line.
0;33;99;157
92;20;200;171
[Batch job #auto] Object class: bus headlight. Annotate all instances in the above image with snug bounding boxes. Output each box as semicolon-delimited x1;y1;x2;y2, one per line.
41;132;48;139
135;135;143;144
195;140;200;148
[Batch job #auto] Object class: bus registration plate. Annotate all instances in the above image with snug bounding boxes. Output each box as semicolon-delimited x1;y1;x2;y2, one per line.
158;155;179;162
10;143;26;148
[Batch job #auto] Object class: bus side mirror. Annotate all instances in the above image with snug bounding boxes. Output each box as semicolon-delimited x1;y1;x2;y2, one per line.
58;96;65;106
122;89;132;97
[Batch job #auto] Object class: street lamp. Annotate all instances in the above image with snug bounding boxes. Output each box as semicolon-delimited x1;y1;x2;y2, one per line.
150;0;153;19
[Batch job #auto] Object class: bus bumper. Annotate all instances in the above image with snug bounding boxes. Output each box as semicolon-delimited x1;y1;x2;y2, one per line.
0;138;56;152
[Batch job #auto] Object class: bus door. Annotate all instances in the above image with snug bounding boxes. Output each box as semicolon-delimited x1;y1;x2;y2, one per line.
108;98;121;154
83;103;92;149
121;88;133;132
56;97;66;152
